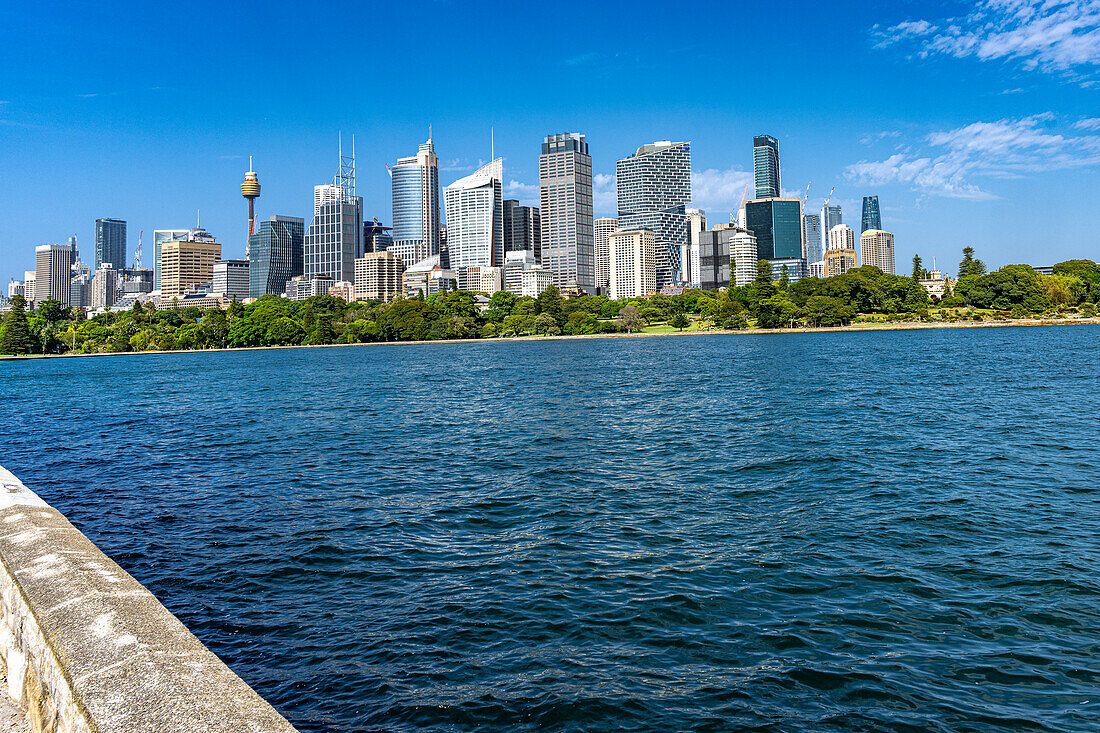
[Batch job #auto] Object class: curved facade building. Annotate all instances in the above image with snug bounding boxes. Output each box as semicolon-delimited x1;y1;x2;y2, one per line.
444;159;504;270
249;215;305;298
391;138;441;266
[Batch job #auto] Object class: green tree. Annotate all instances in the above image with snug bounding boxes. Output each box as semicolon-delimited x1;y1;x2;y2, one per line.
532;313;561;335
617;305;644;333
0;295;32;354
670;313;689;331
266;316;306;345
911;254;923;282
755;294;801;328
779;265;790;288
535;285;564;324
958;246;987;279
755;259;772;286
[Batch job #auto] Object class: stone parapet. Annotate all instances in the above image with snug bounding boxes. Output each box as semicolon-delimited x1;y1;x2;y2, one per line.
0;466;297;733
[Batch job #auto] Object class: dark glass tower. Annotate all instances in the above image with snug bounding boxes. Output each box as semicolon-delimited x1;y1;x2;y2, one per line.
861;196;881;233
744;199;802;260
503;199;542;262
248;215;305;298
753;135;781;199
94;218;127;270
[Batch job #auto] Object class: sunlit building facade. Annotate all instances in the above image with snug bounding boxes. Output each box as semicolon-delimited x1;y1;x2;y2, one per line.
540;133;595;292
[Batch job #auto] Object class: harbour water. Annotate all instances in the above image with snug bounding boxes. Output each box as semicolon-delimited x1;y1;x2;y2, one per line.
3;326;1099;731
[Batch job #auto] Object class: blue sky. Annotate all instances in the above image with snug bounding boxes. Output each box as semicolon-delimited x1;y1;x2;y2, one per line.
1;0;1098;282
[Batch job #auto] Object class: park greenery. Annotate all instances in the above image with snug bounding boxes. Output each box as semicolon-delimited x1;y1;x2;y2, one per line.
1;250;1098;356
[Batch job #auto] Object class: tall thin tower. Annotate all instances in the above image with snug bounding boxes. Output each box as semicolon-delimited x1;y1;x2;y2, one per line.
241;156;261;254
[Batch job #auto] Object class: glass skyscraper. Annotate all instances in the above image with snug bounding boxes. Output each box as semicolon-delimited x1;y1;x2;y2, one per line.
821;204;843;255
391;137;441;266
540;133;595;293
616;140;691;290
305;148;363;284
753;135;781;199
248;215;305;298
94;218;126;271
744;198;803;261
861;196;881;233
503;199;541;261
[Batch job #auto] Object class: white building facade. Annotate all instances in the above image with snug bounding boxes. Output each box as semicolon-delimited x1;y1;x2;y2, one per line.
608;229;656;300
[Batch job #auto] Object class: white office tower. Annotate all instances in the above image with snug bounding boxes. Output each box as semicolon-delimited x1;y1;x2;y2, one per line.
801;213;822;264
821;204;842;253
730;229;759;287
616;140;691;291
444;158;504;272
35;244;74;305
539;133;595;293
594;217;618;294
860;229;895;274
390;136;441;266
504;250;537;295
828;224;855;251
608;229;656;300
684;208;707;287
306;144;364;283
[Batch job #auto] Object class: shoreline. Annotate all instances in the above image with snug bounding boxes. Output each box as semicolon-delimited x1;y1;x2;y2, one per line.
1;317;1096;361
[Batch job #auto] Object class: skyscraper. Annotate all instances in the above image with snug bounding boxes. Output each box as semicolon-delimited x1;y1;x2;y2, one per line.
593;217;618;293
35;244;74;305
160;237;221;299
391;136;441;266
444;159;504;270
801;213;822;265
821;204;842;256
248;216;303;299
744;198;803;261
685;208;707;287
540;133;595;292
860;229;895;274
305;146;364;283
861;196;881;233
363;219;393;254
753;135;781;199
828;224;856;251
608;229;656;300
503;199;541;261
616;140;691;290
94;218;126;271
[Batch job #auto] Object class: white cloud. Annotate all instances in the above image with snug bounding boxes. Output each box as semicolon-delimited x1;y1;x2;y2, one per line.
1074;116;1100;129
845;114;1100;199
503;179;538;202
593;173;616;216
690;167;753;215
877;1;1100;78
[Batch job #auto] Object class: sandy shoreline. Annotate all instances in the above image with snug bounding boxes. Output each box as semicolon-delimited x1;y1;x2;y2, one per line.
1;317;1096;361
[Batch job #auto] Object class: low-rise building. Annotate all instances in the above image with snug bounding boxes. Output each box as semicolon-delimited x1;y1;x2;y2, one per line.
503;250;537;295
328;280;354;301
284;275;312;302
919;270;953;300
769;257;806;283
459;266;502;295
825;247;857;277
521;267;554;298
403;254;455;297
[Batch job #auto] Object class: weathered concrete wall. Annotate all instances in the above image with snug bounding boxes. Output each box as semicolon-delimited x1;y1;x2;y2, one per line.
0;466;298;733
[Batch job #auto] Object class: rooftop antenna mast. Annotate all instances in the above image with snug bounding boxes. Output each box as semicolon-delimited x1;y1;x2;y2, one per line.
491;127;495;161
336;132;356;197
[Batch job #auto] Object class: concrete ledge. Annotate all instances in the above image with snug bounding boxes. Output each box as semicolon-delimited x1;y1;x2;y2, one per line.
0;466;297;732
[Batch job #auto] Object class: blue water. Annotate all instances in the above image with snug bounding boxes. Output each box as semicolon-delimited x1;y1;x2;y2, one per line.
3;326;1100;731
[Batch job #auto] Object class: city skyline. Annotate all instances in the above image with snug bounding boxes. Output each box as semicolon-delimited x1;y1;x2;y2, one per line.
2;1;1099;283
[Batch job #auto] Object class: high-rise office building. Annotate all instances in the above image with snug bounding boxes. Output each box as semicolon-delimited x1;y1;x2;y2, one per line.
540;133;595;293
153;229;191;291
160;237;221;299
212;259;250;301
593;217;618;293
90;264;117;308
608;229;656;300
305;148;364;283
802;213;822;265
730;228;759;287
753;135;781;199
821;204;842;248
503;199;541;261
444;158;504;270
94;218;126;271
861;196;881;233
616;140;691;290
391;136;441;265
685;208;707;287
860;229;895;274
695;223;736;291
23;271;36;304
249;215;305;298
744;198;803;261
35;244;74;305
354;251;405;302
828;224;855;251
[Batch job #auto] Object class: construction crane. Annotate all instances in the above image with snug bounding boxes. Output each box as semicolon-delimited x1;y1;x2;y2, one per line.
134;230;142;269
803;182;812;210
823;185;836;209
733;183;750;225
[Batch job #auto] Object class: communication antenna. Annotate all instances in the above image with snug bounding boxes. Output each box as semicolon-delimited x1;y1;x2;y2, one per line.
491;127;495;161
